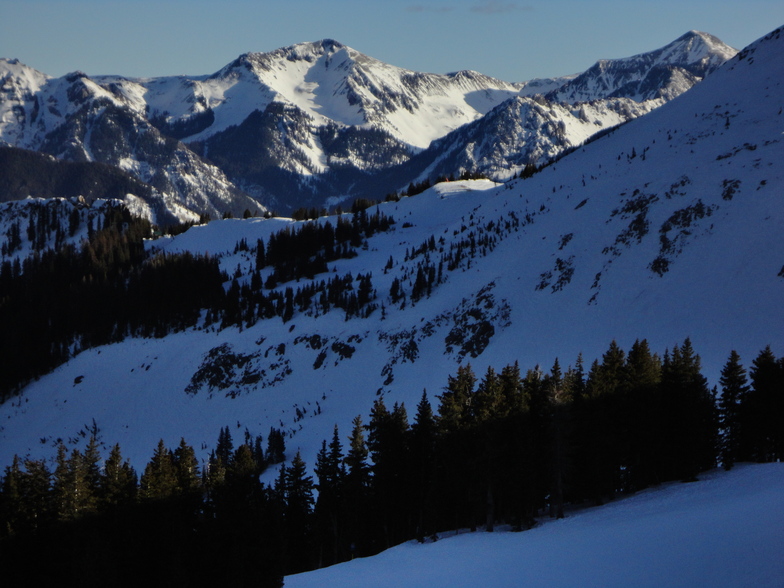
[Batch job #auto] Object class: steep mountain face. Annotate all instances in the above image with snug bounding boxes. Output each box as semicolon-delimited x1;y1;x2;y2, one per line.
0;26;780;473
133;39;523;149
175;34;738;207
0;34;736;215
0;63;265;223
546;30;736;103
403;95;656;182
405;30;737;183
0;146;155;204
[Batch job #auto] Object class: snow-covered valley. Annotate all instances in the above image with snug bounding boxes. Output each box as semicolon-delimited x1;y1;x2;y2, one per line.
286;463;784;588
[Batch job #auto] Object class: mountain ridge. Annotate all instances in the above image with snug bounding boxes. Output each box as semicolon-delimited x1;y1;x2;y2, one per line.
0;25;780;475
1;32;737;217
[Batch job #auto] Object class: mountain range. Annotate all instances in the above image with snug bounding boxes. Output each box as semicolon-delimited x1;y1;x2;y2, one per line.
1;31;736;220
0;24;781;475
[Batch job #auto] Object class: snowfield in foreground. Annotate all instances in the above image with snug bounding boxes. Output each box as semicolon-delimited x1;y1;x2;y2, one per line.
286;463;784;588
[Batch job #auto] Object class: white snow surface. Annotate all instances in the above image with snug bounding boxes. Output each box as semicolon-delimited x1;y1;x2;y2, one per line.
286;463;784;588
0;28;782;476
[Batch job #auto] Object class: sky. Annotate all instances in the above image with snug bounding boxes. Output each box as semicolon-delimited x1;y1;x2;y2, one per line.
2;1;783;82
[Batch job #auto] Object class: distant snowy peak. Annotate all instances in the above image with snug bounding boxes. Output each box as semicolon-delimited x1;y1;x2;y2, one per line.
0;31;741;216
546;30;737;104
194;38;522;148
657;30;737;68
410;94;657;182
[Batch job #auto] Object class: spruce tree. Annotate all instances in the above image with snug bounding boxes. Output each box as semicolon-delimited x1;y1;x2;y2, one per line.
718;350;749;469
314;425;345;566
437;363;476;434
0;456;23;537
173;438;201;495
410;391;436;540
140;439;178;501
343;415;370;557
19;458;53;533
746;346;784;461
660;339;717;481
283;451;315;572
623;339;662;490
101;443;137;509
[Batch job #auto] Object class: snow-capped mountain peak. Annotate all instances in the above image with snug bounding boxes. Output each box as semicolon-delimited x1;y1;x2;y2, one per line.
0;31;740;218
545;30;737;104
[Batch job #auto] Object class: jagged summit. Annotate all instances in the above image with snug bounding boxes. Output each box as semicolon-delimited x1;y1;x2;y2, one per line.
546;30;737;103
0;31;740;217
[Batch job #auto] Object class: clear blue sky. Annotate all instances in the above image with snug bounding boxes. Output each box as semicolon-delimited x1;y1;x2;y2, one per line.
2;0;783;81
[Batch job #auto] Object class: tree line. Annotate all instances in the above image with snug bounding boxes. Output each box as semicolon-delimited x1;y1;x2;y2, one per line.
0;205;395;401
1;340;782;585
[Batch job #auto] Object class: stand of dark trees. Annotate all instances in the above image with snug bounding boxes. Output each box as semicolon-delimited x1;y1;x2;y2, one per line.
0;206;394;401
2;340;782;585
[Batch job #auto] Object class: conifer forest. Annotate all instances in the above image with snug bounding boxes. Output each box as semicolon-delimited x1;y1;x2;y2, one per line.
2;337;782;586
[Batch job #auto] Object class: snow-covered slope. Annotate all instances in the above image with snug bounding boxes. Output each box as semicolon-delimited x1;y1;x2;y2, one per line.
286;463;784;588
0;27;779;473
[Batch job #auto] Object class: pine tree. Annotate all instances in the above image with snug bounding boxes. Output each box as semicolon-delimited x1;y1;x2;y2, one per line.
51;443;71;521
410;391;436;540
18;458;53;533
173;438;201;495
660;339;717;481
140;439;178;501
266;427;286;464
718;350;749;469
745;346;784;461
215;426;234;466
437;363;476;434
622;339;662;490
314;425;345;566
101;443;137;509
283;451;315;572
343;415;371;557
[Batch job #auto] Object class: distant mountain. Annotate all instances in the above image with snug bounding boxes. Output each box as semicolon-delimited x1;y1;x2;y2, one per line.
0;32;736;216
0;63;264;223
0;24;780;476
0;146;155;203
546;31;737;103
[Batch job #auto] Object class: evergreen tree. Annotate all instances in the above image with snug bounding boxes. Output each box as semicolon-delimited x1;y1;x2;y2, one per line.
343;415;371;557
718;350;749;469
140;439;178;501
173;438;201;495
581;342;625;502
660;339;717;481
745;346;784;461
437;363;476;434
51;443;71;521
18;458;53;533
410;391;437;540
314;425;345;566
283;451;315;572
622;339;662;490
546;359;572;519
0;456;23;537
100;443;137;509
266;427;286;464
367;400;411;547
